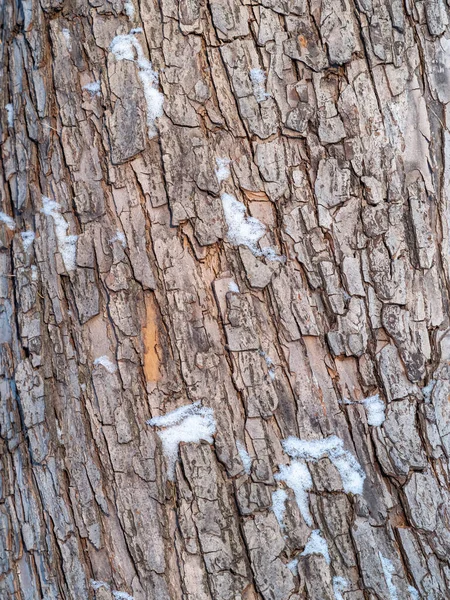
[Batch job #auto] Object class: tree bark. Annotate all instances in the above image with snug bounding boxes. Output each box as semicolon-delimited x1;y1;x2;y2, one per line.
2;0;450;598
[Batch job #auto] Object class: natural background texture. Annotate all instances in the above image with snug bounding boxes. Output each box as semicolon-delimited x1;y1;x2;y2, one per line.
2;0;450;598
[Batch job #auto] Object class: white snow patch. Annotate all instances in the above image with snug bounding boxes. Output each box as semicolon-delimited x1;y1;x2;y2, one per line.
0;212;16;230
110;230;127;248
333;576;349;600
271;488;288;528
123;0;135;18
221;193;279;260
20;231;35;251
94;356;117;374
379;553;398;600
112;592;135;600
215;157;231;183
62;28;72;51
282;435;365;496
222;193;265;252
301;530;330;564
5;103;14;127
274;461;313;526
83;80;101;96
249;68;271;103
110;34;164;139
408;586;419;600
341;394;385;426
228;280;240;293
362;394;386;426
41;197;78;272
147;401;216;480
236;440;252;474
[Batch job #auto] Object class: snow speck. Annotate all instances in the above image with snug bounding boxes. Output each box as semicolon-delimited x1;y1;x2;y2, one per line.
286;558;298;573
62;28;72;51
20;231;35;251
339;397;353;405
90;580;110;591
408;586;419;600
147;402;216;480
0;212;16;230
110;34;164;140
249;69;271;103
228;280;240;293
379;553;398;600
275;461;313;526
236;440;252;474
282;435;366;496
94;356;117;374
422;380;436;402
90;581;134;600
110;230;127;248
260;246;286;263
271;488;288;528
123;0;135;18
41;197;78;272
301;530;330;564
112;592;135;600
215;157;231;183
259;350;275;380
5;103;14;127
83;80;101;96
333;576;349;600
362;394;386;426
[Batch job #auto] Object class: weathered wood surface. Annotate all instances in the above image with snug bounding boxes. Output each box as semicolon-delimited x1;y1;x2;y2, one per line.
1;0;450;598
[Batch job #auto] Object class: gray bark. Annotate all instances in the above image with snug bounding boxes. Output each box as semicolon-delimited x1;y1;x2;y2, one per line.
1;0;450;598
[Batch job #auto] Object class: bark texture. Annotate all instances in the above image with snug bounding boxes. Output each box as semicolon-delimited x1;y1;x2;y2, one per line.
2;0;450;598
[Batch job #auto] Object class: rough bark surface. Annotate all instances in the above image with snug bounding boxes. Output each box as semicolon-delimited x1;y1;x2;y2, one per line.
2;0;450;598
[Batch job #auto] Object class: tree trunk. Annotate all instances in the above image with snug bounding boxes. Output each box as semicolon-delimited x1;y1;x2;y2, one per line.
2;0;450;598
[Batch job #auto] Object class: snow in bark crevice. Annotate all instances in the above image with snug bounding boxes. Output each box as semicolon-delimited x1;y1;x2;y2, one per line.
94;356;117;373
215;157;231;183
83;80;101;96
41;197;78;272
147;401;216;480
249;69;271;103
236;440;252;474
274;461;313;526
21;231;35;251
282;434;366;495
0;212;16;230
301;529;330;564
379;553;398;600
221;193;281;260
341;393;386;426
110;32;164;139
271;488;288;529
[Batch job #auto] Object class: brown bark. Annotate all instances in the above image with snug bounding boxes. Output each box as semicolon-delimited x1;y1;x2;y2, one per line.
1;0;450;599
